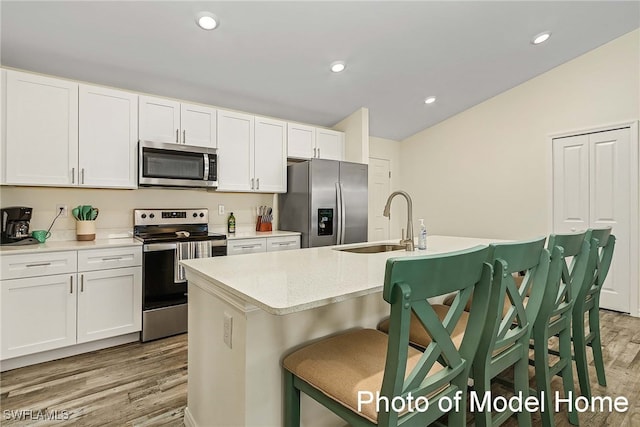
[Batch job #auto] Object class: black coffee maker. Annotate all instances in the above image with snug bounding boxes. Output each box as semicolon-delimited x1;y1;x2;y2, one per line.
1;206;38;245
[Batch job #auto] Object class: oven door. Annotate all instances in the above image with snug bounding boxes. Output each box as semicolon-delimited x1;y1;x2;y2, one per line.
139;140;218;188
142;243;188;310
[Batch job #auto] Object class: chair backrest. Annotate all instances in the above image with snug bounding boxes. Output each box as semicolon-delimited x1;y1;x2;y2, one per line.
477;237;549;360
546;231;592;317
585;228;615;295
379;245;492;425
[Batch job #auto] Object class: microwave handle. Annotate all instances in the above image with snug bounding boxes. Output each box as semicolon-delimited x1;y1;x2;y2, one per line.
203;154;210;180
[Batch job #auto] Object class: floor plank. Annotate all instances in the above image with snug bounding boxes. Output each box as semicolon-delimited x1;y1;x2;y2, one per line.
1;310;639;426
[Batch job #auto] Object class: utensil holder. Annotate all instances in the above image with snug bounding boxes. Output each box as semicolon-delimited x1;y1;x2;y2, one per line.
76;220;96;241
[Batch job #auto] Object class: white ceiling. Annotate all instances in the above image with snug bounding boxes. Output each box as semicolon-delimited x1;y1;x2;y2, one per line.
1;1;638;141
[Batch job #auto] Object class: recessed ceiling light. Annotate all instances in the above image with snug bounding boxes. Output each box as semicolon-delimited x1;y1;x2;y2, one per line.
531;31;551;45
424;96;437;104
196;12;219;30
330;61;346;73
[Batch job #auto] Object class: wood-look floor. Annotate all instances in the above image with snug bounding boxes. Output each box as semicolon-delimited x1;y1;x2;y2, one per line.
1;309;639;426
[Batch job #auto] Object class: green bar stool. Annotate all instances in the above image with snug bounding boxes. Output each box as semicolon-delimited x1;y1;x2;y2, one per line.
282;246;493;427
531;231;593;427
572;228;615;399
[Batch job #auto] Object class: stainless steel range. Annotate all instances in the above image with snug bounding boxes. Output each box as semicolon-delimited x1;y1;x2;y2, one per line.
134;208;226;342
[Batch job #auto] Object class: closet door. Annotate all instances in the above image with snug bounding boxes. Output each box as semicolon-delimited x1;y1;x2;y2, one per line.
552;127;636;313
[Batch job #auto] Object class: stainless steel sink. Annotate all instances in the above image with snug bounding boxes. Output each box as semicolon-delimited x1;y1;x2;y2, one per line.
337;243;406;254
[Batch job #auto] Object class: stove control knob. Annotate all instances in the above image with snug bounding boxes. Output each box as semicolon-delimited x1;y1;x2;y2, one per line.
149;213;155;219
199;213;205;218
193;213;198;218
141;213;147;219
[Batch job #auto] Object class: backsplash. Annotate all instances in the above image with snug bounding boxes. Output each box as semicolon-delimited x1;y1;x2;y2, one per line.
0;186;275;241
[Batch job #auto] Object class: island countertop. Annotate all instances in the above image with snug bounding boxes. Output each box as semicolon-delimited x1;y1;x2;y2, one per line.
180;235;500;315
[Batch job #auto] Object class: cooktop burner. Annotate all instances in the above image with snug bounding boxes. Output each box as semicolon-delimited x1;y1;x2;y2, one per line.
133;208;226;243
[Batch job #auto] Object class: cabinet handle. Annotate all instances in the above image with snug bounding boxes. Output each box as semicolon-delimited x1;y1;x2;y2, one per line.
256;178;260;190
183;130;186;144
251;178;255;189
26;262;52;267
81;168;85;184
70;275;73;294
102;256;124;261
81;274;84;292
241;245;260;249
72;167;75;184
176;129;179;143
313;147;317;158
277;242;292;246
317;148;320;158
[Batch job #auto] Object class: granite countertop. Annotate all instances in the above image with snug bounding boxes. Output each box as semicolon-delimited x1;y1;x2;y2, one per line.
181;235;499;315
0;238;142;255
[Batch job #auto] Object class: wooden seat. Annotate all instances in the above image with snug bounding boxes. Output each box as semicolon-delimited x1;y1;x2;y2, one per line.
282;246;493;426
531;231;593;427
572;228;615;399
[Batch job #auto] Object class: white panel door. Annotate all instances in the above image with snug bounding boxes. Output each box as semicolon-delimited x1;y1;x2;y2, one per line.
1;274;77;359
181;103;217;148
5;70;78;186
553;127;636;313
316;128;344;161
368;158;391;241
287;123;315;159
589;128;632;312
79;85;138;188
254;116;286;193
217;110;254;191
552;134;589;233
139;95;180;143
77;267;142;344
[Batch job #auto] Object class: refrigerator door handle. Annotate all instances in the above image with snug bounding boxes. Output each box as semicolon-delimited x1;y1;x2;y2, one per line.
339;182;346;244
336;182;343;245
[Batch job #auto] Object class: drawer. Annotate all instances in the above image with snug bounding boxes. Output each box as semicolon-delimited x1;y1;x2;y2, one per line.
227;238;267;256
266;236;300;252
1;251;77;280
78;246;142;272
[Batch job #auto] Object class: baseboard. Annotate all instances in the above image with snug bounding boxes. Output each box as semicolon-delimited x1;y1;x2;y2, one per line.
184;407;196;427
0;332;140;372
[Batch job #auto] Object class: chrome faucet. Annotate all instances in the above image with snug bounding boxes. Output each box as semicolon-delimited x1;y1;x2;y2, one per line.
383;191;414;251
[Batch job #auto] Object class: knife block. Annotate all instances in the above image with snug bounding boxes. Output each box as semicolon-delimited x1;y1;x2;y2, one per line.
258;222;272;232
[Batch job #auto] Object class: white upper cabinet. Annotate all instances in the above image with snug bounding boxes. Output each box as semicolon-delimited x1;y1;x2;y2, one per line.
315;128;345;161
4;70;78;185
79;84;138;188
217;111;286;193
217;109;254;192
139;95;216;148
287;123;315;159
254;116;287;193
287;123;344;161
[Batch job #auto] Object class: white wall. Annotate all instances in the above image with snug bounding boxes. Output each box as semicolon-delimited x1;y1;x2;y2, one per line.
399;29;639;241
0;186;273;240
369;136;403;239
333;107;369;164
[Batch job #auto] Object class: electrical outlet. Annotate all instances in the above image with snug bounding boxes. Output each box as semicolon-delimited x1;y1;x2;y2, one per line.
218;204;225;215
223;312;233;348
56;204;68;218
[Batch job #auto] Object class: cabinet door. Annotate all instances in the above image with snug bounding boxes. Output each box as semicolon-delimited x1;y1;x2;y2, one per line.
139;95;181;143
77;267;142;343
79;85;138;188
254;116;287;193
316;128;345;161
227;238;267;255
217;109;254;191
287;123;315;159
1;274;76;359
5;70;78;185
181;103;217;148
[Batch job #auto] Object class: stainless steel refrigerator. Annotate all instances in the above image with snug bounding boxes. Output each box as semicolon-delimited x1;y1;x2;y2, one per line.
279;159;368;248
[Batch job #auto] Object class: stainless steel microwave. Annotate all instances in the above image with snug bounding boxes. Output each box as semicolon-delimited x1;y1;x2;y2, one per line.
139;141;218;188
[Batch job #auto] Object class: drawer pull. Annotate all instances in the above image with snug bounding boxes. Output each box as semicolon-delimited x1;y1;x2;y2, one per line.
101;256;124;261
70;275;73;294
81;274;84;292
240;245;260;249
26;262;52;268
277;242;293;246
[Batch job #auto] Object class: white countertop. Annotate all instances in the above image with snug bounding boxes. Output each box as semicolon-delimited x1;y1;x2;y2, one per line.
0;238;142;254
225;230;301;240
181;235;500;315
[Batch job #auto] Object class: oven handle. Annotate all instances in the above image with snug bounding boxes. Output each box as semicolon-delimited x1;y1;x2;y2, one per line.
144;240;226;252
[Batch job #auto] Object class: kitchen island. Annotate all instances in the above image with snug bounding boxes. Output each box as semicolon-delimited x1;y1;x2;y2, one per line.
181;235;500;427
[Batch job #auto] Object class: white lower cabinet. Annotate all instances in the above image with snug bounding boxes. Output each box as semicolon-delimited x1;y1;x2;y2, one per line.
227;235;300;256
0;246;142;360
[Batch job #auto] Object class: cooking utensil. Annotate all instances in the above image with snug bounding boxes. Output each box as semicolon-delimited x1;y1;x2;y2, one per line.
81;205;92;221
72;206;80;220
